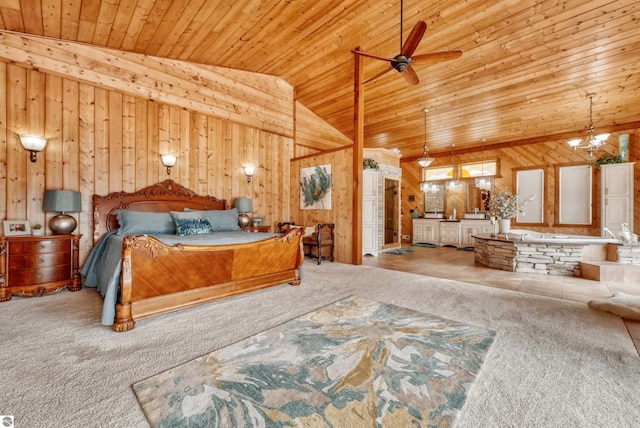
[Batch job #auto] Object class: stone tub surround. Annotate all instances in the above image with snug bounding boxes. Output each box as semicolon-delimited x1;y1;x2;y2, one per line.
473;235;584;276
616;244;640;265
474;234;640;278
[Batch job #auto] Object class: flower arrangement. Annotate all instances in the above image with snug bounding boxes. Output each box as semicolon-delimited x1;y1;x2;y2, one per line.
488;190;533;219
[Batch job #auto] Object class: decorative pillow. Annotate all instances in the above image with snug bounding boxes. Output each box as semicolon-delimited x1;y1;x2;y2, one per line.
170;210;203;221
116;211;176;236
173;218;215;236
184;208;241;232
588;292;640;321
291;225;315;238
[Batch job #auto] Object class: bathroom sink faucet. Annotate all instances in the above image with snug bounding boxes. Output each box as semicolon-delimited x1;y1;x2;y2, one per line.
603;227;616;239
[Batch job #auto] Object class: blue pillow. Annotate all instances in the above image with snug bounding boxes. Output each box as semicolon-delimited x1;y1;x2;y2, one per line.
173;218;214;236
116;211;176;235
184;208;241;232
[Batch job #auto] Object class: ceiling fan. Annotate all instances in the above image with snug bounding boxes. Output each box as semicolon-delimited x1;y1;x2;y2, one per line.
352;0;463;85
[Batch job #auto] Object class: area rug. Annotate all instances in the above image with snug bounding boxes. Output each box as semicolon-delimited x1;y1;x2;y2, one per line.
411;242;439;248
133;295;497;427
384;247;414;254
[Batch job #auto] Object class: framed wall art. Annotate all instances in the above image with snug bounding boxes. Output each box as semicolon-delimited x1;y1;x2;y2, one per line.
300;164;332;210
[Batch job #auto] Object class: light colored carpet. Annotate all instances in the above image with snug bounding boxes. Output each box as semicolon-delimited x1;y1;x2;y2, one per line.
133;296;496;427
1;263;639;427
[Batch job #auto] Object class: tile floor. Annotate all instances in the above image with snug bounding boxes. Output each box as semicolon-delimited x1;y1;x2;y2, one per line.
362;245;640;355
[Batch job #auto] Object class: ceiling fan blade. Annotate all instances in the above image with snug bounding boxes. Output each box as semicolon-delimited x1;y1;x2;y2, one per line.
364;66;394;84
402;64;419;85
351;50;393;62
400;21;427;57
412;50;463;64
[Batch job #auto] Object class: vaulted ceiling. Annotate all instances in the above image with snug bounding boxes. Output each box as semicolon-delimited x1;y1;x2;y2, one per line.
1;0;639;159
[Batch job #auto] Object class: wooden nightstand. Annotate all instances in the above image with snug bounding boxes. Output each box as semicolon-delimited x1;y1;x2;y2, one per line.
0;234;81;301
242;226;272;233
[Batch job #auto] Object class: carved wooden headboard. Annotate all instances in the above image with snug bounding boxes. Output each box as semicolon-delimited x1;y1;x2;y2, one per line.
92;179;227;244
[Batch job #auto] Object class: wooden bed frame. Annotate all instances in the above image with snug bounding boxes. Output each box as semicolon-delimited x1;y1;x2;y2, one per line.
92;179;304;332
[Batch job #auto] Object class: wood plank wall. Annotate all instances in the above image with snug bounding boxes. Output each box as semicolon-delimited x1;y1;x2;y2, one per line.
0;62;293;263
289;147;354;264
401;132;640;241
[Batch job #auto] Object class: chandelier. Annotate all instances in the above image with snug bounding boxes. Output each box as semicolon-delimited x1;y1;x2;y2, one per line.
416;108;434;168
567;93;610;157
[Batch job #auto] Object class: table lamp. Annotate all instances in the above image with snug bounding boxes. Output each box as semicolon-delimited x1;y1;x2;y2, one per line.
43;190;82;234
234;198;253;228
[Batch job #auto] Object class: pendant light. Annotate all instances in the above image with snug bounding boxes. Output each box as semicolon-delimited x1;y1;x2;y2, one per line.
447;144;459;190
475;138;491;190
416;108;434;168
567;93;610;157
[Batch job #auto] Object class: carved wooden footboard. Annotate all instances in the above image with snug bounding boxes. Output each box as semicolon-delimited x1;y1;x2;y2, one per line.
91;180;304;332
114;228;304;332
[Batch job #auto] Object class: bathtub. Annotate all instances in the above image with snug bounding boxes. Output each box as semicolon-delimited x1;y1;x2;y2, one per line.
507;229;621;244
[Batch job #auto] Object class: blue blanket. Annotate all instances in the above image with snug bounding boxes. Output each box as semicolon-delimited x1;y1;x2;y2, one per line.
81;231;277;325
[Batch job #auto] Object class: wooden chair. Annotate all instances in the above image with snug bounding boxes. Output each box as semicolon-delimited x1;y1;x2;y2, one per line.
303;223;335;265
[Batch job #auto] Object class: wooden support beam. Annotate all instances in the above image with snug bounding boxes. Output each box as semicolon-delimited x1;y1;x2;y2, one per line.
353;47;364;265
0;30;294;137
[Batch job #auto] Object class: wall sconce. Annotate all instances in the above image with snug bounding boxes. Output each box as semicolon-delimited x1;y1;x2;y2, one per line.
19;135;47;162
244;166;255;183
161;154;177;175
43;189;82;234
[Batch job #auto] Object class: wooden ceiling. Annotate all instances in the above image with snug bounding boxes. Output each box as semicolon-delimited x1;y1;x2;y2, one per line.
1;0;639;159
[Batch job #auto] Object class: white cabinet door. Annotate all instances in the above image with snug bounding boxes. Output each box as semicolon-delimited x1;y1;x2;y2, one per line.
460;220;495;246
363;170;378;256
439;222;460;246
601;162;634;238
413;219;440;244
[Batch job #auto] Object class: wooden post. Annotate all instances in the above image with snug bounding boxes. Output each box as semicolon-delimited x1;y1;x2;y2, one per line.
353;48;364;265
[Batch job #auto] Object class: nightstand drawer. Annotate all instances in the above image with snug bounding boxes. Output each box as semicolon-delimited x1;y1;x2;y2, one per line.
1;234;82;301
9;239;70;254
10;265;72;286
9;252;71;270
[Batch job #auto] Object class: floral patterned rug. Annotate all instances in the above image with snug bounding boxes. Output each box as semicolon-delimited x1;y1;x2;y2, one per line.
133;296;496;427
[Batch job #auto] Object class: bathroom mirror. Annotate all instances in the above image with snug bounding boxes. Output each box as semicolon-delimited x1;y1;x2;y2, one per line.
422;182;445;213
465;179;493;213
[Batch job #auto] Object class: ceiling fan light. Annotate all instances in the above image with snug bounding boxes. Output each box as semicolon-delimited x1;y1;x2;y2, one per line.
417;157;434;168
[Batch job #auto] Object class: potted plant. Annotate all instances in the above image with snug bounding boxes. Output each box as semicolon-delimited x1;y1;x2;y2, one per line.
593;154;623;169
488;190;533;233
32;223;44;236
363;158;379;170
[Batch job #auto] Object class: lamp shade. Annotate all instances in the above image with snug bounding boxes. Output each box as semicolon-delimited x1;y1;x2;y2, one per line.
43;190;82;213
161;154;177;167
234;198;253;213
19;135;47;151
416;157;434;168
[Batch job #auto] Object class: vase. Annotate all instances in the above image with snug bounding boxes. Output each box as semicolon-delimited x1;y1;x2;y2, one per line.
499;219;511;234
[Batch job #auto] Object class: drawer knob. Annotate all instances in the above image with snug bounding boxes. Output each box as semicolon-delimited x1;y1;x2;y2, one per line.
38;258;45;264
36;273;44;279
37;244;45;250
